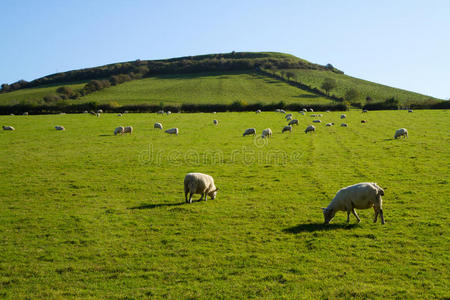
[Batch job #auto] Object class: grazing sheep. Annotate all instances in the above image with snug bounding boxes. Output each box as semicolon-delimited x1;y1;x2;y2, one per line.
361;120;367;123
54;125;65;131
310;114;318;117
261;128;272;138
275;109;281;112
394;128;408;139
59;112;66;115
285;113;293;119
312;120;321;123
341;123;348;127
2;126;15;131
157;110;164;114
165;128;179;135
408;109;413;113
89;111;96;116
23;112;29;115
97;109;103;113
280;109;286;114
124;110;129;114
166;111;172;115
96;113;101;117
213;119;219;125
114;126;124;135
288;119;299;126
124;126;133;134
256;109;261;114
362;109;368;113
83;111;88;114
154;122;163;130
117;113;122;117
304;125;315;133
243;128;256;137
184;173;218;203
326;123;334;126
282;125;292;133
10;114;14;116
322;182;385;224
309;108;314;112
302;108;307;112
286;115;293;121
341;114;346;119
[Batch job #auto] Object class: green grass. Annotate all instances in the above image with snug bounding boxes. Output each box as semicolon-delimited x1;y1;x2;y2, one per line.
0;82;86;105
280;69;438;103
80;71;332;105
0;110;449;298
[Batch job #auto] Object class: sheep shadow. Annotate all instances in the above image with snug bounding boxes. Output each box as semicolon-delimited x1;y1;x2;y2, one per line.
99;134;113;137
128;199;205;209
283;223;358;234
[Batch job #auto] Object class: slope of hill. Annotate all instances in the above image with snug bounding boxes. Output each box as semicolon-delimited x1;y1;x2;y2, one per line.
79;71;331;105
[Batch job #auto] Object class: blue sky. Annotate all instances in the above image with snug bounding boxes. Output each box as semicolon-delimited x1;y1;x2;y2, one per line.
1;0;448;99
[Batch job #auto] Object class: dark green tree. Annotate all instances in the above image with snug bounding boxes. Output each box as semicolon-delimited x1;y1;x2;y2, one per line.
345;88;360;101
321;78;337;96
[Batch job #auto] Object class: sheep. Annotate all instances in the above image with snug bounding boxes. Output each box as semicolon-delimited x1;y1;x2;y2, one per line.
312;120;321;123
408;109;413;113
394;128;408;139
280;109;286;114
304;125;315;133
166;111;172;115
97;109;103;114
361;120;367;123
243;128;256;137
2;126;15;131
54;125;65;131
261;128;272;138
157;110;164;114
23;112;29;115
184;173;218;203
114;126;124;135
310;114;318;117
282;125;292;133
288;119;299;126
154;122;163;130
59;112;66;115
83;111;88;114
213;119;219;125
362;109;368;113
10;114;14;116
124;110;129;114
165;128;179;135
286;115;293;121
275;109;281;112
309;108;314;112
302;108;307;112
325;123;334;126
285;113;293;119
117;113;122;117
341;114;346;119
256;109;262;114
341;123;348;127
124;126;133;134
322;182;385;224
96;113;101;117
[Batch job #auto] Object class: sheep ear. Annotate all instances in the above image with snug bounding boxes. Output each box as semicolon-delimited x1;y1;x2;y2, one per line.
214;187;219;192
321;207;326;211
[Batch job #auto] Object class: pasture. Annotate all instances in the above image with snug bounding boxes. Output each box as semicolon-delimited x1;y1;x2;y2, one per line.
0;110;448;298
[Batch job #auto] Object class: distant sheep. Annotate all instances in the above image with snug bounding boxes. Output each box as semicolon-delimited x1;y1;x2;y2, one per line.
114;126;124;135
243;128;256;137
322;182;385;224
261;128;272;138
275;109;281;112
302;108;307;112
286;115;293;121
97;109;103;113
304;125;315;133
361;120;367;123
83;111;88;114
408;109;413;113
117;113;122;117
165;128;179;135
54;125;65;131
310;114;318;117
341;123;348;127
2;126;15;131
341;114;346;119
256;109;262;114
124;110;129;114
288;119;299;126
157;110;164;114
312;120;321;123
154;122;163;130
213;119;219;125
285;113;293;119
362;109;368;113
124;126;133;134
96;113;101;117
282;125;292;133
23;112;29;115
326;123;334;126
280;109;286;114
394;128;408;139
184;173;218;203
166;111;172;115
309;108;314;112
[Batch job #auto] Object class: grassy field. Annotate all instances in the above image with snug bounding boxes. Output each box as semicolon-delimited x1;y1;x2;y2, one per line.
79;71;331;105
0;82;86;105
0;110;448;298
279;69;437;104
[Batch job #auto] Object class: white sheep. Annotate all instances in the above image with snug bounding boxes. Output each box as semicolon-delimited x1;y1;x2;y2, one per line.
280;109;286;114
157;110;164;114
23;112;29;115
286;115;293;121
408;109;413;113
165;128;179;135
312;120;321;123
326;123;334;126
124;110;129;114
154;122;163;130
243;128;256;137
114;126;124;135
166;111;172;115
304;125;315;133
394;128;408;139
97;109;103;113
256;109;262;114
96;113;101;117
288;119;299;126
282;125;292;133
341;114;346;119
309;108;314;112
54;125;65;131
362;109;368;113
2;126;15;131
117;113;122;117
83;111;88;114
184;173;218;203
124;126;133;134
285;113;293;119
213;119;219;125
341;123;348;127
261;128;272;138
302;108;307;112
322;182;385;224
275;109;281;112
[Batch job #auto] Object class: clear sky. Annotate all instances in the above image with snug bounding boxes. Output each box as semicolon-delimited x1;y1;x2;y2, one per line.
1;0;448;99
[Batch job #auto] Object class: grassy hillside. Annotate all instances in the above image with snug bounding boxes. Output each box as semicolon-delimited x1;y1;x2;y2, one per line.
80;71;331;105
278;69;436;104
0;111;448;298
0;82;86;105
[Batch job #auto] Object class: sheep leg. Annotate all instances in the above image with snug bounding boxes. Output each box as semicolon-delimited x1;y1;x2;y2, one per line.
374;208;379;223
204;194;208;202
198;194;204;201
380;209;385;224
346;211;351;223
185;191;188;203
352;209;361;223
188;192;194;204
